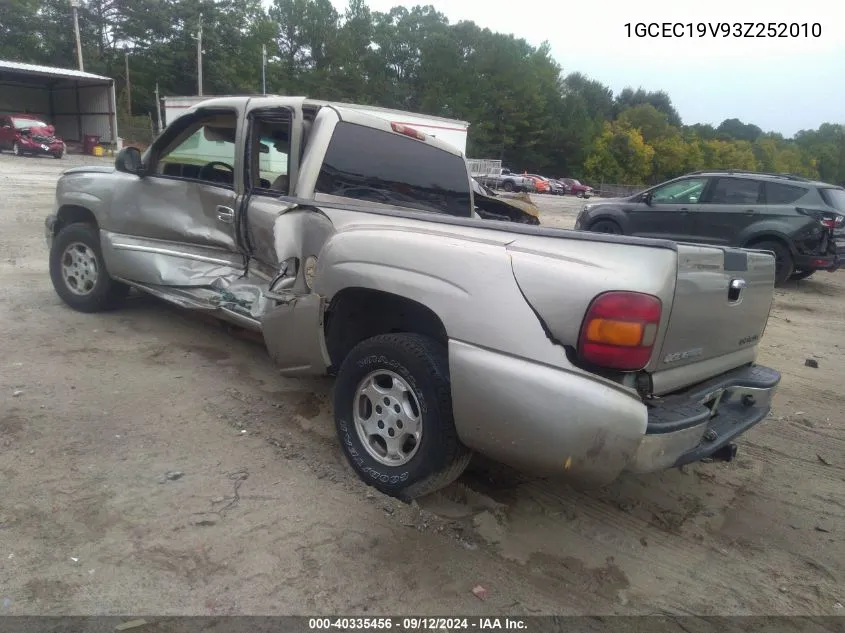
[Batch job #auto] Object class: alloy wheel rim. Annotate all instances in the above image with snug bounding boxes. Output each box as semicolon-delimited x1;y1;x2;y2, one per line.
60;242;99;295
353;369;423;467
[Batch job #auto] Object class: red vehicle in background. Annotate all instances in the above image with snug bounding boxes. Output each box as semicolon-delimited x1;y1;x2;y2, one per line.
0;114;65;159
560;177;594;198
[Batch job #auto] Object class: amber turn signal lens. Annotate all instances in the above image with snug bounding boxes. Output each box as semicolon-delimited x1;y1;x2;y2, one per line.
585;318;643;347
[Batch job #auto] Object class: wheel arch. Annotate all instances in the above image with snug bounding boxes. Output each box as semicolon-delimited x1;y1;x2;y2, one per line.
53;205;99;236
741;231;795;255
324;287;448;372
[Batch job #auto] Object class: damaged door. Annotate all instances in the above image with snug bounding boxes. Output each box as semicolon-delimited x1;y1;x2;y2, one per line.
102;107;245;289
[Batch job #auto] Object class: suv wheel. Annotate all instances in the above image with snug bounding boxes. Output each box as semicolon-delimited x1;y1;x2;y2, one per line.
333;333;472;499
751;240;794;285
502;181;515;192
589;219;622;234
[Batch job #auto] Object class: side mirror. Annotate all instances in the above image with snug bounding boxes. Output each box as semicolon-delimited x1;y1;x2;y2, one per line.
643;192;653;206
115;146;144;175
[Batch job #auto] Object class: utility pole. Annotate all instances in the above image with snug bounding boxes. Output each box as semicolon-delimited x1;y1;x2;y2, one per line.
124;51;132;117
197;12;203;96
154;83;162;134
261;44;267;95
70;0;84;71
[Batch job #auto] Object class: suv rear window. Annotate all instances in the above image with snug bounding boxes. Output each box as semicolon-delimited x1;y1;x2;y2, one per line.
819;187;845;212
765;182;807;205
315;122;472;217
709;178;762;204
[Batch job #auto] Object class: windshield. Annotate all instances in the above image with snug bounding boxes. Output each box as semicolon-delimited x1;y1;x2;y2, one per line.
13;118;49;129
819;188;845;212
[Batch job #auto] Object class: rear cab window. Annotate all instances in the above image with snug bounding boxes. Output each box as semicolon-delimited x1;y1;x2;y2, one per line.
315;121;472;217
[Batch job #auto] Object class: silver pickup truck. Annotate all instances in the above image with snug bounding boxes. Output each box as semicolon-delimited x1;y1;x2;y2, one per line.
45;96;781;499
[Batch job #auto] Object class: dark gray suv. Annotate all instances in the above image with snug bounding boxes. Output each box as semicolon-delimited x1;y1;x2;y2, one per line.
574;170;845;284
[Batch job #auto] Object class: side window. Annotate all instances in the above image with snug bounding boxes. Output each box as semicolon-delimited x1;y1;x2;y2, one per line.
765;182;807;205
315;122;472;217
650;177;708;204
248;115;292;195
155;112;237;187
709;178;762;205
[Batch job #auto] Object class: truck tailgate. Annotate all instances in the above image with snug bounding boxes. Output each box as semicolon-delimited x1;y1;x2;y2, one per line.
650;244;775;395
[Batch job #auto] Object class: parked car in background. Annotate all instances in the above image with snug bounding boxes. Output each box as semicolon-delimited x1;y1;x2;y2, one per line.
548;179;566;195
525;174;550;194
574;170;844;284
0;114;65;159
560;178;594;198
479;168;536;193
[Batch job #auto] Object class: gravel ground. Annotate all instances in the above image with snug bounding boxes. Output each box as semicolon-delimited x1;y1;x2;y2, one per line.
1;153;843;616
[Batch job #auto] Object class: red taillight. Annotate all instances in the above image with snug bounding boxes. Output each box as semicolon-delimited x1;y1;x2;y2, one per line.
822;218;835;229
391;122;426;141
578;291;662;371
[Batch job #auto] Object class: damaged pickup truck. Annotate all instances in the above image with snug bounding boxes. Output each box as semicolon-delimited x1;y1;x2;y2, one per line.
45;96;781;499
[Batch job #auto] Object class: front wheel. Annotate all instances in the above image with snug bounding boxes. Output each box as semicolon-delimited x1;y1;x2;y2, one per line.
333;333;472;499
49;223;129;312
589;219;622;234
502;180;515;192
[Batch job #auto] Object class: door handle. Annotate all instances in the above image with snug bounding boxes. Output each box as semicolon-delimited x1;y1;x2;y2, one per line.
745;209;756;215
216;206;235;224
679;208;690;213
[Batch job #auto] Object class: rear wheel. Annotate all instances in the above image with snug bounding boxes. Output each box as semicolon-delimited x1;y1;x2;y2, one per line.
502;180;515;192
789;269;816;281
589;219;622;234
749;240;794;285
49;223;129;312
333;333;472;499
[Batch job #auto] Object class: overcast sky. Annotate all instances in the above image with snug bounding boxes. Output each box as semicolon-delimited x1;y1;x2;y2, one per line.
316;0;844;137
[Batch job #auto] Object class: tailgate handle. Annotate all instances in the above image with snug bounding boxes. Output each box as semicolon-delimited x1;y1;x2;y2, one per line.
728;278;746;302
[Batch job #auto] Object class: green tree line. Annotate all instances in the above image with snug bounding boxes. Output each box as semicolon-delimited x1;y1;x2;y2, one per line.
2;0;844;185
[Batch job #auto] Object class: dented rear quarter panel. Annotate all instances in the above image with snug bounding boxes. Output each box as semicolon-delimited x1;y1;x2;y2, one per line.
307;209;680;485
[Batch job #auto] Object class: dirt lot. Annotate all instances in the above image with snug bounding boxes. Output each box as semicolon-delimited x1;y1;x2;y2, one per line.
0;153;843;616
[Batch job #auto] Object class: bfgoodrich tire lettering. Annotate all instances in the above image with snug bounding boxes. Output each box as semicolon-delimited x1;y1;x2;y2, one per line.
49;222;129;312
333;334;472;499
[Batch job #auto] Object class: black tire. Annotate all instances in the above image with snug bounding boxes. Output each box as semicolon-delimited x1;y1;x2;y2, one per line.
789;269;816;281
589;219;622;234
749;240;794;285
49;222;129;312
333;333;472;499
502;180;515;192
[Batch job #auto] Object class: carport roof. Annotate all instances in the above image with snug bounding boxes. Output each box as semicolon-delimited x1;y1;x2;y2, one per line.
0;60;112;83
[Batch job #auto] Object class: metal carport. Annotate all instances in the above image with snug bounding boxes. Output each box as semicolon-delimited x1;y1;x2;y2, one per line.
0;60;118;147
